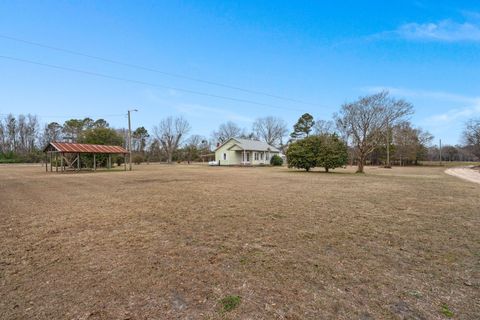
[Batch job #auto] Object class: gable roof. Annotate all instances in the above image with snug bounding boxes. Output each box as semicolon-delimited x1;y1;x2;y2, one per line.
216;138;280;152
44;142;129;154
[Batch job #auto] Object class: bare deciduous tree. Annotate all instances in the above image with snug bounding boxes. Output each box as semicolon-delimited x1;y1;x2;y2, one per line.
313;120;334;135
6;114;17;152
393;121;433;165
334;91;413;173
463;118;480;160
252;116;288;147
212;121;243;143
153;116;191;163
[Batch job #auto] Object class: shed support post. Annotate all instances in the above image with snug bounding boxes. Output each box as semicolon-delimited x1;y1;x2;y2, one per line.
50;152;52;172
77;153;80;171
108;154;111;169
93;154;96;171
124;154;127;171
45;153;48;172
55;152;58;172
60;153;64;173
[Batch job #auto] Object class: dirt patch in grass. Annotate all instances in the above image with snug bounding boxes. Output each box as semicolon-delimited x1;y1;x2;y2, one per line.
0;164;479;319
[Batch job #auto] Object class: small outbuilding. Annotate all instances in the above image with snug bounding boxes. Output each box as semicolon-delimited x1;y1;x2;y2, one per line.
43;142;129;172
214;138;280;166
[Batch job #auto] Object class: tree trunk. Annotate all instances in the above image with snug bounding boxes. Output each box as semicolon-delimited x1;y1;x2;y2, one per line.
357;155;365;173
167;152;173;164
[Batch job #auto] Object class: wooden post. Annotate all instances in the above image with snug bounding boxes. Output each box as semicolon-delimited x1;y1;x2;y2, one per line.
77;153;80;171
124;154;127;171
60;153;64;173
45;153;48;172
50;152;52;172
93;154;96;171
108;154;111;169
55;152;58;172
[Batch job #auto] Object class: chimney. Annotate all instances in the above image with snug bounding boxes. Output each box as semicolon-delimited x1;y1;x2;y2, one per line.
216;142;220;147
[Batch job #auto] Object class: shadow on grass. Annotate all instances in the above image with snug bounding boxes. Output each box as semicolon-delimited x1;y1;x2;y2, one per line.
47;168;129;175
283;168;359;175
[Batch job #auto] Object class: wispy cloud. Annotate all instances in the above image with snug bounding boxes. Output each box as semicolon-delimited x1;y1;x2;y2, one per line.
426;102;480;124
143;89;253;123
396;19;480;42
369;12;480;43
362;86;478;105
361;86;480;124
174;103;254;123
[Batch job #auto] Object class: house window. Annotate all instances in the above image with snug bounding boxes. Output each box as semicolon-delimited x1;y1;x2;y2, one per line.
223;153;227;160
260;153;264;160
254;152;259;160
246;153;250;161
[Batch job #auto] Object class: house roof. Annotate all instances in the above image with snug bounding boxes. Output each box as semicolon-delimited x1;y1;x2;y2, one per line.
216;138;280;152
44;142;129;154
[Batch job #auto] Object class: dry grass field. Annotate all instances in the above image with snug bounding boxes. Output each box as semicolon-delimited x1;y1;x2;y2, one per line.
0;164;479;319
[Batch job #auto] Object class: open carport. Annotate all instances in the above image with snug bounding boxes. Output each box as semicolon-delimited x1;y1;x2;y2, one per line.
43;141;129;172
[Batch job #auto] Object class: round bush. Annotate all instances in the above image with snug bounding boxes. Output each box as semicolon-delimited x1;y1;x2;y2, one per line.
270;154;283;166
133;154;144;165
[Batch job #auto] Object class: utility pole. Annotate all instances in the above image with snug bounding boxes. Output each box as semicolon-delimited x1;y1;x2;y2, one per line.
385;118;391;168
127;109;138;171
439;139;442;166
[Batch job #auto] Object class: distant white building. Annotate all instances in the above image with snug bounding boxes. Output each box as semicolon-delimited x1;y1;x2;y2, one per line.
214;138;280;166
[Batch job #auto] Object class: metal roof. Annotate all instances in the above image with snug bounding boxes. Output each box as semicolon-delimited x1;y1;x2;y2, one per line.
216;138;280;152
44;142;129;154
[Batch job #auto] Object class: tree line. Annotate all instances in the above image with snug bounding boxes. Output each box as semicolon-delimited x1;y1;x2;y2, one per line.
1;91;479;169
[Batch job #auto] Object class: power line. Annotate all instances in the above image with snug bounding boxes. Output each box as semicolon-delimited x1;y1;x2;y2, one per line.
0;112;126;119
0;55;307;112
0;34;320;107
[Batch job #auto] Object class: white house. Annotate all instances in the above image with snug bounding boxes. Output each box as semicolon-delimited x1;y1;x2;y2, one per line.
214;138;280;166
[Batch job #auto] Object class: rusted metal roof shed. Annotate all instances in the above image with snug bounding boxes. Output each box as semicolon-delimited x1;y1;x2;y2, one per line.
45;142;128;154
43;142;129;173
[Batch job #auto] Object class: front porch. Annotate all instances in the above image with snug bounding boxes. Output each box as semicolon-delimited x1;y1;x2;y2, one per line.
236;150;271;166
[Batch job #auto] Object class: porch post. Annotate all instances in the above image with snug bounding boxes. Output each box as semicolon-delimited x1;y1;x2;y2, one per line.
243;149;245;166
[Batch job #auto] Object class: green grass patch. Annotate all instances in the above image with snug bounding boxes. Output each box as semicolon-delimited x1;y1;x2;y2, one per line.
219;295;241;312
441;304;454;318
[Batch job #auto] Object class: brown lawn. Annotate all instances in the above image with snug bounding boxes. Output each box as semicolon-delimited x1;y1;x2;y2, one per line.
0;164;478;319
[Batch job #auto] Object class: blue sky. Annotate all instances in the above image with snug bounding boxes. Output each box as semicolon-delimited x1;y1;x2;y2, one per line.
0;0;479;145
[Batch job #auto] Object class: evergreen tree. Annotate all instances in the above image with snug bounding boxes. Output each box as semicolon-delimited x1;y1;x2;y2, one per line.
290;113;315;139
316;134;348;172
286;136;320;171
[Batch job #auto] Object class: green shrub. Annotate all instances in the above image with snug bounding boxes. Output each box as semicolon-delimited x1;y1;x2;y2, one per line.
270;154;283;166
316;134;348;172
116;156;124;166
286;136;320;171
286;134;348;172
133;154;144;165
